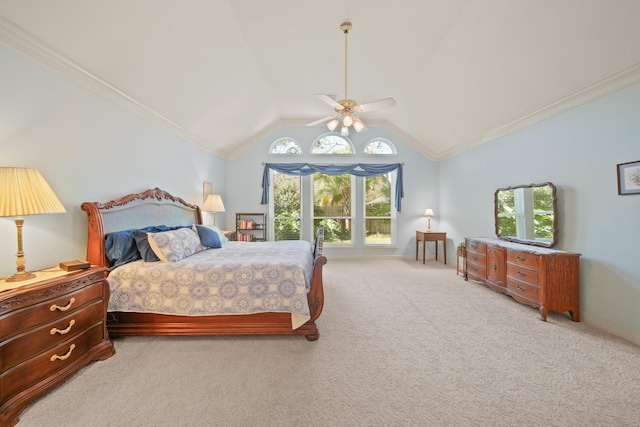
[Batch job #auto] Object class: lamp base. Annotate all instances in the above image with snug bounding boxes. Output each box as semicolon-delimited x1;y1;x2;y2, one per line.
5;270;36;282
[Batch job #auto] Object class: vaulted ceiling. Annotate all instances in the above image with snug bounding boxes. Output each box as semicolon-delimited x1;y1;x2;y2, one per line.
1;1;640;160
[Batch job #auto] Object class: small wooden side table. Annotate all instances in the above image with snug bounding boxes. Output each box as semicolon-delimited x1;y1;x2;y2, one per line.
456;247;467;276
416;231;447;264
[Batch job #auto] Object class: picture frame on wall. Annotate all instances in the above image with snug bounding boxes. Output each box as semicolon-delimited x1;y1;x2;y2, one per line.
203;181;213;203
617;160;640;195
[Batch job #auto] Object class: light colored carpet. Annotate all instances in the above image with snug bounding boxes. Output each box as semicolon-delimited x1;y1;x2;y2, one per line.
18;259;640;426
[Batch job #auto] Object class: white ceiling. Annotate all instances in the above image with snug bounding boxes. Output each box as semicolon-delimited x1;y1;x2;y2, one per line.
2;1;640;160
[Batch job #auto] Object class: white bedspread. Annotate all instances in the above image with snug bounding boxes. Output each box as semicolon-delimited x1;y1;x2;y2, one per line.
107;240;314;329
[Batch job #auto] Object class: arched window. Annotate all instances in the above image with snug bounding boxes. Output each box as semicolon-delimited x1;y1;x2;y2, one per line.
311;134;354;155
269;138;302;154
363;138;396;155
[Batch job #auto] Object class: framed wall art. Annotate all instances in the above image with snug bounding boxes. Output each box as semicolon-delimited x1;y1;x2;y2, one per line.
617;160;640;195
203;181;213;203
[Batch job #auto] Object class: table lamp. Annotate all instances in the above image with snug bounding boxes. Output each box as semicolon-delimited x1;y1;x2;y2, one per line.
0;168;66;282
424;208;434;232
203;194;225;225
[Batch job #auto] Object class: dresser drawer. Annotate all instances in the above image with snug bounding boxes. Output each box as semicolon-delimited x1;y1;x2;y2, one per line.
507;278;540;301
467;240;487;255
467;252;486;266
506;264;541;286
0;281;104;340
0;322;104;402
507;250;541;269
0;301;105;372
466;262;487;279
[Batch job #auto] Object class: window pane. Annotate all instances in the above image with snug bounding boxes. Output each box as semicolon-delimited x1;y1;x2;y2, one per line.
274;218;301;241
311;135;353;154
270;138;302;154
313;173;352;243
365;219;391;244
273;173;300;240
365;174;392;244
364;138;395;154
365;174;391;216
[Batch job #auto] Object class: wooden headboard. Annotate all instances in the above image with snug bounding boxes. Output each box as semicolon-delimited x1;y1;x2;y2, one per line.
81;188;202;268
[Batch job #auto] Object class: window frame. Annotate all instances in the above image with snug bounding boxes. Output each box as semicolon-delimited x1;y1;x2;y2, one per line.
362;171;397;246
309;173;356;245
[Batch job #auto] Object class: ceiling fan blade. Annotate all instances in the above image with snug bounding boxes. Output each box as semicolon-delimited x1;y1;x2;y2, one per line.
306;115;336;127
354;97;396;113
315;94;343;110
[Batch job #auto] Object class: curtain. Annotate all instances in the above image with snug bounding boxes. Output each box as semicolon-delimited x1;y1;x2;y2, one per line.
261;163;404;212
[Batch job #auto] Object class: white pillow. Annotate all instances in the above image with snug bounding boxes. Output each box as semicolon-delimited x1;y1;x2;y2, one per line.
147;228;205;262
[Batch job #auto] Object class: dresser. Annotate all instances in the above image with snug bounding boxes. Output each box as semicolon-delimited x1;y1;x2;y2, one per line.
0;267;115;426
465;238;580;322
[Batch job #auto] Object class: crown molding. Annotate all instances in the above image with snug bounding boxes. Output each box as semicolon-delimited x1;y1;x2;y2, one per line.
0;16;225;158
3;15;639;163
441;60;640;161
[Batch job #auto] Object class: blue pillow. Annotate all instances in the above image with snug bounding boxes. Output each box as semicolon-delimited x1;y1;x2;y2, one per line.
105;229;141;269
133;230;161;262
105;225;185;268
194;224;222;248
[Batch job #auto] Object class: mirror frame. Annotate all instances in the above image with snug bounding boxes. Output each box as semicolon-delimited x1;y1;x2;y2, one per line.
494;182;558;248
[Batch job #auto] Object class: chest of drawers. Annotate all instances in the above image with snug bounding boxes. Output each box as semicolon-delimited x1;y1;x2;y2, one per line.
0;267;115;426
464;238;580;322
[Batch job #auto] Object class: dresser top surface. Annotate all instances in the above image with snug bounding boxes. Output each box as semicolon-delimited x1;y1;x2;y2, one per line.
466;237;580;256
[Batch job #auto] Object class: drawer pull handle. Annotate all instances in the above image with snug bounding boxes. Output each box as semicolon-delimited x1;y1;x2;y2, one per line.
51;344;76;362
50;319;75;335
50;298;75;312
516;255;528;262
516;285;527;292
516;270;527;277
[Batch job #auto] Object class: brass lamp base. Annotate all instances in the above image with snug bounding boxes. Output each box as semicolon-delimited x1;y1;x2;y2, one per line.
5;270;36;282
6;218;36;282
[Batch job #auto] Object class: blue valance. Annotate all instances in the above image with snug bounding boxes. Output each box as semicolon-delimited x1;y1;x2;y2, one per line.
261;163;404;212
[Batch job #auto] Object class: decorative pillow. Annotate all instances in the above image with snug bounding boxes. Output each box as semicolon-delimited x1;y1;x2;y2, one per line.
193;224;222;249
133;230;161;262
147;228;205;262
194;224;228;245
104;229;141;269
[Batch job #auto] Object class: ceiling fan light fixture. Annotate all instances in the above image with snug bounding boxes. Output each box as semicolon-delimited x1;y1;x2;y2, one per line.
353;117;366;133
327;118;339;131
307;21;395;132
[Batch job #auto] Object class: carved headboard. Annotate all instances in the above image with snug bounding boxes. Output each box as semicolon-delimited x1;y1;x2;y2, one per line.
81;188;202;268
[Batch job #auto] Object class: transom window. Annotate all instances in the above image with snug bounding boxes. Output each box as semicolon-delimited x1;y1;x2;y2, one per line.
311;134;354;155
364;138;396;155
269;138;302;154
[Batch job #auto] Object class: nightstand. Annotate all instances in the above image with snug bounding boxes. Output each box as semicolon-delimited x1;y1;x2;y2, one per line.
415;231;447;264
0;266;115;426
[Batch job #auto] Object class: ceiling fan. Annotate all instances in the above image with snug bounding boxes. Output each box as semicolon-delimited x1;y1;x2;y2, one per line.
307;22;396;136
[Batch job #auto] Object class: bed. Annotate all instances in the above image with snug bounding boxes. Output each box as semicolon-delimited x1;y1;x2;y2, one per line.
81;187;326;341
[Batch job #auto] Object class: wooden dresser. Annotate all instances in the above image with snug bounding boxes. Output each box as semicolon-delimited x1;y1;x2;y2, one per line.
0;267;115;426
465;238;580;322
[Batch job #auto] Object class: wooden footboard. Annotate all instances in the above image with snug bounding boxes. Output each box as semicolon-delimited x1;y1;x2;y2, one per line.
81;188;326;341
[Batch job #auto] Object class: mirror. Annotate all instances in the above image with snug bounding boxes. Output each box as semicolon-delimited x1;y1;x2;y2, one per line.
494;182;557;247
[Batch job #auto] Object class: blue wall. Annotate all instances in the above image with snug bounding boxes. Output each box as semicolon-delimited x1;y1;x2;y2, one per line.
440;82;640;345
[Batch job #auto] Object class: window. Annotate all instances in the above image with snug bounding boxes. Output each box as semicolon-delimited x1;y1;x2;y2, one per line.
311;134;354;155
313;173;354;243
269;138;302;154
364;173;394;244
364;138;396;155
272;172;301;240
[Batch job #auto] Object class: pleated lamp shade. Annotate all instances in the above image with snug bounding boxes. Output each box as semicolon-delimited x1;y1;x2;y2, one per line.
0;168;66;217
